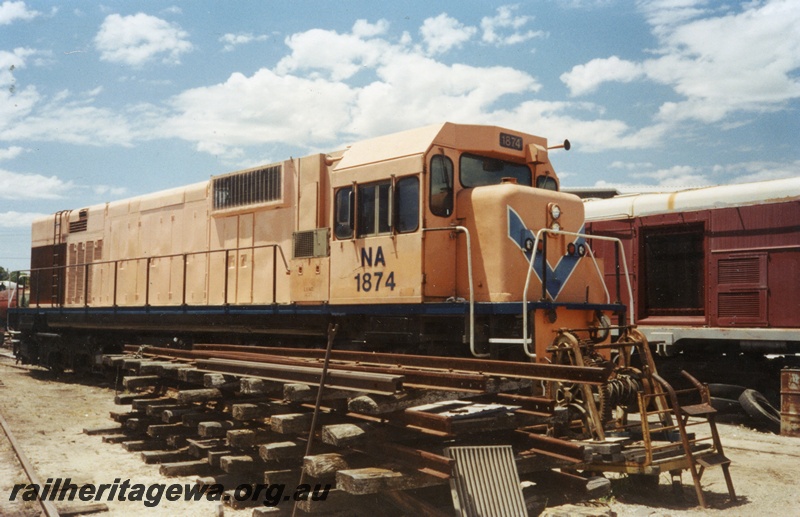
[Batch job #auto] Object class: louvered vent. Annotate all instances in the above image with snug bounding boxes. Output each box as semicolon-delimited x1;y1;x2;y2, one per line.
212;164;282;211
293;228;329;259
718;292;761;319
718;257;760;284
69;209;89;233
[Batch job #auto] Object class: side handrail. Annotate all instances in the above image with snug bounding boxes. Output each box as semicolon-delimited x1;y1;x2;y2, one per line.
12;243;290;311
521;229;634;358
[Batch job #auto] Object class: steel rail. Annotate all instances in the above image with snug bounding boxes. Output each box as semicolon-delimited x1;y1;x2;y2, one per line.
293;323;338;517
193;344;613;384
0;409;60;517
134;344;612;385
130;347;492;391
194;357;404;395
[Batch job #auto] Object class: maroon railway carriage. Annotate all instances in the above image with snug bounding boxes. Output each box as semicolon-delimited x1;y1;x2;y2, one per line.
583;177;800;357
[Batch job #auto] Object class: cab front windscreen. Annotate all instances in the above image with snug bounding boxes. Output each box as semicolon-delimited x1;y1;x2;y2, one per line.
459;153;531;187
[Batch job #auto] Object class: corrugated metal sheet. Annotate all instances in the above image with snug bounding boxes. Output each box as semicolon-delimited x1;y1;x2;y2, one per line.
445;445;527;517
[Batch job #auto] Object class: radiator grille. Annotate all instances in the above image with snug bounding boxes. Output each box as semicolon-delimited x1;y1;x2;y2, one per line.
212;164;282;211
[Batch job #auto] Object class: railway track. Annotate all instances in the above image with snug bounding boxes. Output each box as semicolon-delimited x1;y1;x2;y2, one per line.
76;327;738;514
0;408;61;516
0;403;110;516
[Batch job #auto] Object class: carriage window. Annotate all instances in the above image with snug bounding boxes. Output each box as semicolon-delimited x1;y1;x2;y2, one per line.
643;225;705;316
460;153;531;188
357;181;391;238
334;187;353;239
430;155;453;217
395;177;419;233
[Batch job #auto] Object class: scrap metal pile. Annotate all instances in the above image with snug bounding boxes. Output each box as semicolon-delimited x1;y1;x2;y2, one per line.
87;326;736;515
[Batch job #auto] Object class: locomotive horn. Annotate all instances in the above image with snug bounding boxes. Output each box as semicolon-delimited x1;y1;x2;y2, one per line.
548;139;571;151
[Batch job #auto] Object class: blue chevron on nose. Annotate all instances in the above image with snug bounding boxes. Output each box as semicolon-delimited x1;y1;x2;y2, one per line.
507;206;586;300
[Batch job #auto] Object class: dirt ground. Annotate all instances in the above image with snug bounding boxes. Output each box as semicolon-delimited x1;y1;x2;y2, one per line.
1;352;799;517
0;353;252;517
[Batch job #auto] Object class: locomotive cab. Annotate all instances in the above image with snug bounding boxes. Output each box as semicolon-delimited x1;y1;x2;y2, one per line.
326;123;616;359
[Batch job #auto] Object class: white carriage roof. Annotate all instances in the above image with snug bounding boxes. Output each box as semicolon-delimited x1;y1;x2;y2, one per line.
583;176;800;221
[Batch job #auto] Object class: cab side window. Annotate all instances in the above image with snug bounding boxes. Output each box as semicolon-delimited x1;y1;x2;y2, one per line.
430;155;453;217
335;177;420;239
536;175;558;191
357;181;391;238
334;187;353;239
395;177;419;233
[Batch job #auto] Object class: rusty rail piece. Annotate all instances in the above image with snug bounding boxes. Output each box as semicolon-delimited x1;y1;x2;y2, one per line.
293;323;338;517
0;409;61;517
132;343;613;385
195;358;404;396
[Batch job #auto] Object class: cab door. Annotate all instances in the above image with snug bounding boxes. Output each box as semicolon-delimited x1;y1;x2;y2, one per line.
423;153;457;300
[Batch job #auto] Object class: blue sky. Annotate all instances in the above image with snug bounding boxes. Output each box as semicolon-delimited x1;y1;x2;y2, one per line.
1;0;798;271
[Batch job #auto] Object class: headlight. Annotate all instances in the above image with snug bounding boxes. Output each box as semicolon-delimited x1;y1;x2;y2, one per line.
550;222;561;231
550;203;561;219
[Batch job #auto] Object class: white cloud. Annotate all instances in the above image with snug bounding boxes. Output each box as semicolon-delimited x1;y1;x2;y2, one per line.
94;13;193;66
160;20;544;157
481;5;545;46
0;1;39;25
159;69;357;157
276;20;392;81
637;0;712;35
0;49;41;135
0;210;47;228
3;89;137;146
632;164;711;187
0;168;72;199
610;160;655;170
0;47;35;84
420;13;477;55
561;56;645;96
645;0;800;123
350;55;541;137
92;184;127;197
219;32;268;52
566;1;800;125
0;146;24;160
712;160;800;184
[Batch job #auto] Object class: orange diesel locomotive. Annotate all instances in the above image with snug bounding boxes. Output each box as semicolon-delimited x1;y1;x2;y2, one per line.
9;123;627;371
